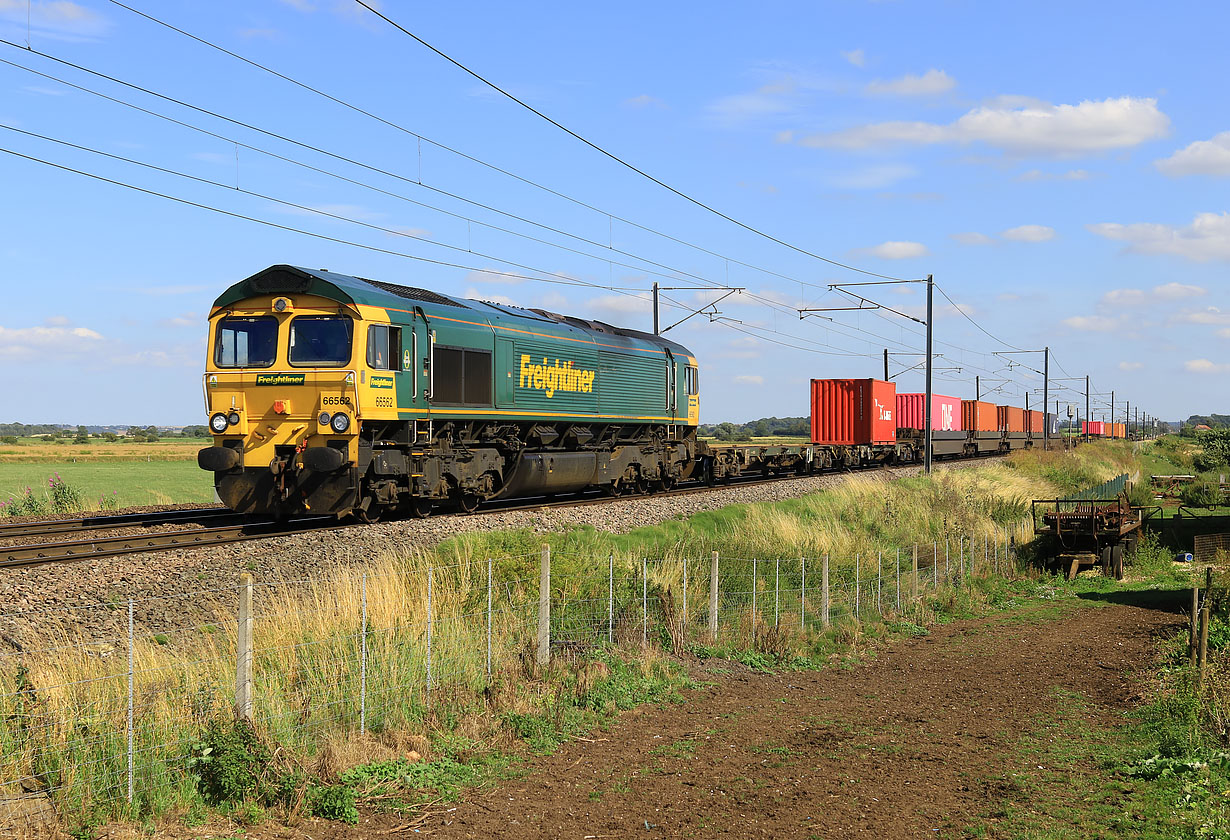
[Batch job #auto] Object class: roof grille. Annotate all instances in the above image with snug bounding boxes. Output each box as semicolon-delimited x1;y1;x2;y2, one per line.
360;278;467;308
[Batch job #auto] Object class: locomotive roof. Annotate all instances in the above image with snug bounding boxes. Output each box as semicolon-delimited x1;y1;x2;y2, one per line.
213;265;695;358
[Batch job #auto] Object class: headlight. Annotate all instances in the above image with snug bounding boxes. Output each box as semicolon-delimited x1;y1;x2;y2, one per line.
210;413;229;434
330;412;351;433
227;411;241;426
318;411;332;426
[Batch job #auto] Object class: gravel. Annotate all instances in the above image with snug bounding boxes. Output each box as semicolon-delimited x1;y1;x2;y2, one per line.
0;459;986;649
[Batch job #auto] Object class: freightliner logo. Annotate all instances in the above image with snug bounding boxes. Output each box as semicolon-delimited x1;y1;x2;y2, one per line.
255;373;306;386
518;354;595;399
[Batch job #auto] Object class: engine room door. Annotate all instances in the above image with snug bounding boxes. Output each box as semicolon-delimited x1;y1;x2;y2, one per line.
397;309;431;420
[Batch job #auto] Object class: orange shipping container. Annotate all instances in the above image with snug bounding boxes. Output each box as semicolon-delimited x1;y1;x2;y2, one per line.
810;378;897;445
962;400;998;432
1026;410;1044;434
998;405;1026;433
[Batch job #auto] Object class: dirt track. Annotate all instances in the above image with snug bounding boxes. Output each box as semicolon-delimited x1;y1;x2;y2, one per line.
138;589;1180;840
397;592;1177;839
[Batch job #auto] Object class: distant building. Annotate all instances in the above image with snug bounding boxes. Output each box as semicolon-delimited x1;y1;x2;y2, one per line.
1195;424;1213;431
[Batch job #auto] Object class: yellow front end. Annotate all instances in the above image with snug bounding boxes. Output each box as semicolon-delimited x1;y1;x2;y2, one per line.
199;293;367;515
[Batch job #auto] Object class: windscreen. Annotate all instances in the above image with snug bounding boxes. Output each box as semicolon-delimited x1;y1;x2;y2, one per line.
214;317;277;368
289;316;353;367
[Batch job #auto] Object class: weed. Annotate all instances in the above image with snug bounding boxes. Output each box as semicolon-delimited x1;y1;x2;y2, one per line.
305;785;357;824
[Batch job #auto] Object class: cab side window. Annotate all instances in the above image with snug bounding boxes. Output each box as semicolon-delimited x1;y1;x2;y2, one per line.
367;324;402;371
685;365;699;395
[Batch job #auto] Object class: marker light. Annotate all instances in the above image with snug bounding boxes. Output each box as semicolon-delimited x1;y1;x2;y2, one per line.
318;412;332;426
227;411;241;426
330;412;351;433
210;413;229;434
273;400;289;415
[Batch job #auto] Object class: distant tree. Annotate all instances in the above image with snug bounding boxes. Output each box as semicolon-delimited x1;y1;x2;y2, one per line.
0;435;17;445
102;432;119;442
74;425;89;444
181;425;209;438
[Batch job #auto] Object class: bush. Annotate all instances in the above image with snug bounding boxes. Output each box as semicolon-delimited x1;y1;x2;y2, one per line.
47;474;84;514
185;720;274;805
306;785;357;824
1180;479;1222;508
2;487;49;518
0;435;17;445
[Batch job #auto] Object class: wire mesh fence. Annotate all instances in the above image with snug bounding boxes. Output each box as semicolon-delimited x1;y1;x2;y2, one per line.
0;530;1023;833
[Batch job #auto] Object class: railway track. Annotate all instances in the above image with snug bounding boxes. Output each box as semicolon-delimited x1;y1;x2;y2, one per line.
1;455;999;571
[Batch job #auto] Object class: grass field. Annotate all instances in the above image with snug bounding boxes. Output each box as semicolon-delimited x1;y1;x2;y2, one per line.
0;438;208;463
0;462;215;510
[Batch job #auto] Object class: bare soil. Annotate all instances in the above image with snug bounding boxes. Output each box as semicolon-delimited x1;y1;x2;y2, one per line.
140;588;1181;840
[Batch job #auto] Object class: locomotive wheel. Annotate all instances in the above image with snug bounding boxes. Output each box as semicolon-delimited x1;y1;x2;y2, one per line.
456;492;480;514
406;498;433;519
606;480;623;497
354;497;382;524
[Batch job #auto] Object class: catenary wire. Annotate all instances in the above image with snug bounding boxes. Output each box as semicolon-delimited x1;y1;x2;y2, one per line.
102;1;911;286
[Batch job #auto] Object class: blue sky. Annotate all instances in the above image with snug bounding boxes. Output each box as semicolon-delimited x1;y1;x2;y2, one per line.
2;0;1227;425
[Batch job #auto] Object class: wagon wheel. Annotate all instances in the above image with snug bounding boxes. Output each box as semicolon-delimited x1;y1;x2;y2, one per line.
354;496;382;524
659;475;676;492
406;498;433;519
605;479;623;497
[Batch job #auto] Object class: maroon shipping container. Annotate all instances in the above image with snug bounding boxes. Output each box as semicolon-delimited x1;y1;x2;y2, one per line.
998;405;1026;433
810;378;897;445
896;393;962;431
962;400;998;432
1026;410;1044;434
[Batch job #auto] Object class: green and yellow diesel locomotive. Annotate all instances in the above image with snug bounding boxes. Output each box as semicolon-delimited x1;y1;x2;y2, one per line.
198;265;700;519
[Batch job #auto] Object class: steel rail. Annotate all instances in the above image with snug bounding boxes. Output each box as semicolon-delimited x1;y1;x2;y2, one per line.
1;452;1006;570
0;507;235;541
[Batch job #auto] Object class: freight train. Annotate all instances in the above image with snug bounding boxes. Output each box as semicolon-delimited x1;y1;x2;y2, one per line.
197;265;1058;520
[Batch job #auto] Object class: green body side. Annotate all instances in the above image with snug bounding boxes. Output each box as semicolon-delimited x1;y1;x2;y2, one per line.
214;265;698;426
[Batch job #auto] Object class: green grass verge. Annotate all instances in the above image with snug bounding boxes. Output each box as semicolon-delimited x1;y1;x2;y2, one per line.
0;461;215;511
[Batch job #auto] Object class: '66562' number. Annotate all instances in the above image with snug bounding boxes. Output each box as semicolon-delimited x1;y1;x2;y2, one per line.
322;395;352;406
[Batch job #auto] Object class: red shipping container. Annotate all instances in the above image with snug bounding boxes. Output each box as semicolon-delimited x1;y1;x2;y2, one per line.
896;393;962;431
1026;410;1044;434
810;378;897;445
998;405;1026;433
1082;420;1105;436
962;400;998;432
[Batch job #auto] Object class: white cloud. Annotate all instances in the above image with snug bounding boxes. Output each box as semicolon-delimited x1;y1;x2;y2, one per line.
584;294;653;318
865;69;955;97
1219;328;1230;339
1061;315;1120;332
536;291;569;311
1088;212;1230;262
1170;307;1230;326
801;96;1169;156
708;77;799;126
1119;361;1144;371
1153;282;1206;299
21;85;68;96
0;324;103;356
841;49;866;68
1017;168;1092;181
110;349;196;368
623;94;666;109
1156;131;1230;177
44;315;70;326
733;375;764;385
828;163;917;189
465;288;516;306
280;203;384;222
0;0;109;38
465;268;523;286
135;284;211;296
951;232;992;246
1101;288;1148;306
1185;359;1230;374
858;240;929;259
390;226;431;240
1000;224;1055;242
160;312;199;328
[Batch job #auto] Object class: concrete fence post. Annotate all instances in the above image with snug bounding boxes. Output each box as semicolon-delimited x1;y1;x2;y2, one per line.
800;556;807;631
642;557;648;648
360;573;367;734
854;554;860;619
709;551;719;641
774;559;780;628
933;542;938;590
821;554;830;628
127;598;134;804
945;538;950;585
486;560;493;678
537;545;550;666
911;545;919;602
235;573;253;722
751;558;758;629
683;558;689;641
608;553;614;646
877;551;883;614
960;536;966;581
426;565;434;699
1189;581;1201;665
1199;567;1213;686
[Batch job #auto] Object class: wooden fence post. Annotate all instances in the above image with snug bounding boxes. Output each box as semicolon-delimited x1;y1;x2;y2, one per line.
537;545;550;666
235;573;253;721
1189;581;1200;666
